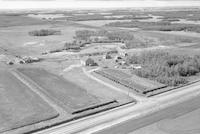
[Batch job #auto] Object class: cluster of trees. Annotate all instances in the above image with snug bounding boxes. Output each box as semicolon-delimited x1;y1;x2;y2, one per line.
126;51;200;86
124;38;156;49
74;29;154;49
75;29;135;42
106;21;200;33
106;31;135;41
64;42;82;50
49;29;139;53
29;29;61;36
75;30;96;40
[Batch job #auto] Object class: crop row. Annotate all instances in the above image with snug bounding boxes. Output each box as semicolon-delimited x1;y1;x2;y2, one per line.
95;69;146;94
95;69;168;96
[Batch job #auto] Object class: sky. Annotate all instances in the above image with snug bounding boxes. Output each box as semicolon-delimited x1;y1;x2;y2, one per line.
0;0;200;10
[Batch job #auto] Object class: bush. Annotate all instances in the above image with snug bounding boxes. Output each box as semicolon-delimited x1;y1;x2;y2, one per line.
155;76;188;86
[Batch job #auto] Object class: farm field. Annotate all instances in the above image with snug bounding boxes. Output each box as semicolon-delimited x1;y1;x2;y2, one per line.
95;69;167;96
17;68;101;113
0;69;58;133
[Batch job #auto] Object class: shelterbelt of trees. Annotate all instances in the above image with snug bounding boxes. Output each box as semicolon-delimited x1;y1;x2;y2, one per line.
49;29;156;53
106;21;200;33
126;51;200;86
73;30;156;49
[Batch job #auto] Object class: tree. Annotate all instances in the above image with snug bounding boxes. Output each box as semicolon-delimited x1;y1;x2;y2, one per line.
85;58;98;66
105;53;112;59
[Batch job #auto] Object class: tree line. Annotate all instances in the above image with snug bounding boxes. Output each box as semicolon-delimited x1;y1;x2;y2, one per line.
74;29;154;49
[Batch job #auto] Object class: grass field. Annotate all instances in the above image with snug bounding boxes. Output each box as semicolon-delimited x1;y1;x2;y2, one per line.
17;68;100;113
0;70;58;133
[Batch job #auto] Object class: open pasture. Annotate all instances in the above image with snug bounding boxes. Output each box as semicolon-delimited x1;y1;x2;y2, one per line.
0;69;58;133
